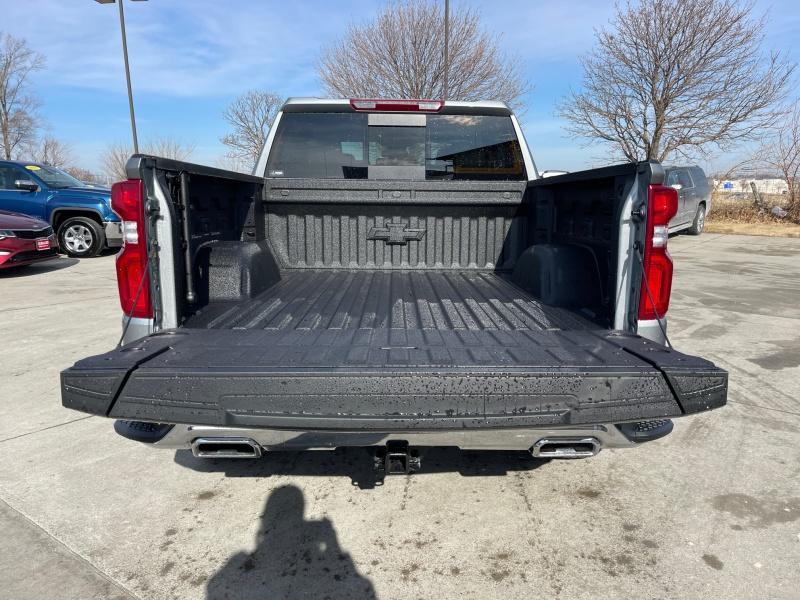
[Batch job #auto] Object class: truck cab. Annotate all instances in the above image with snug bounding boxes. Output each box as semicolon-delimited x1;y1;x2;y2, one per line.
0;160;122;257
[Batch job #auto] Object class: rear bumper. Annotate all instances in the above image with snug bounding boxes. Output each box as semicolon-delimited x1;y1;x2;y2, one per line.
0;235;59;268
150;422;641;451
104;221;123;248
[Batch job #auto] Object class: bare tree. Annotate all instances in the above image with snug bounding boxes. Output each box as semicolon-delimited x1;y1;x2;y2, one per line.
101;142;130;182
147;137;196;163
221;90;283;169
0;33;45;159
30;135;72;167
215;154;252;175
101;137;195;182
757;103;800;219
317;0;527;106
559;0;794;163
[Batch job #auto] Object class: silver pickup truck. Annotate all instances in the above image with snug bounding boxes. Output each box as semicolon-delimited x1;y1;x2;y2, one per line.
60;98;726;471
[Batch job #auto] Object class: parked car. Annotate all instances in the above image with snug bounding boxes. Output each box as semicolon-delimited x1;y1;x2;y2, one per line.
664;165;711;234
61;98;726;469
0;209;58;269
0;161;122;257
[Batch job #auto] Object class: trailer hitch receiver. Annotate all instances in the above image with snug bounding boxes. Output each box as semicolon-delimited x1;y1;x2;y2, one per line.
375;441;421;475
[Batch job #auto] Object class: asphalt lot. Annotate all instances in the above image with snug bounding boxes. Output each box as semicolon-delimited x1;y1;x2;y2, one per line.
1;233;798;600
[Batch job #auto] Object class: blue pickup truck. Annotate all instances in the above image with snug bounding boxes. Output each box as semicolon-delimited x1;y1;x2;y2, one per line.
0;160;122;257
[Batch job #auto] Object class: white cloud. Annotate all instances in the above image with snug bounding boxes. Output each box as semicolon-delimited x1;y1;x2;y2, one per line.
8;0;613;99
7;0;375;98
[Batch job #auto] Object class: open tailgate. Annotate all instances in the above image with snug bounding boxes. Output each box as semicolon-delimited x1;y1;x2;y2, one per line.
61;329;726;430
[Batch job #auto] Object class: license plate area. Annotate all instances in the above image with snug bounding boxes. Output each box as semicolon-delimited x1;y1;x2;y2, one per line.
36;239;51;251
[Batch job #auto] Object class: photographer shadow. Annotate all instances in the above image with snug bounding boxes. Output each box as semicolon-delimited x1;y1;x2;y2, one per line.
206;485;376;600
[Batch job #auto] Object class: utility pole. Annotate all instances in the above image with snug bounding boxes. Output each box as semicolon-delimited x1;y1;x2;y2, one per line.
443;0;449;99
117;0;139;153
95;0;145;153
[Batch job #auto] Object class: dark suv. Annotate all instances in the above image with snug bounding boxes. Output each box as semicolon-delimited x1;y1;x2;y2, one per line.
664;165;711;235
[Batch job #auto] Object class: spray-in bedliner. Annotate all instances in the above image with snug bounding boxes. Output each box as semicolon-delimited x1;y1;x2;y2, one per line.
185;270;595;333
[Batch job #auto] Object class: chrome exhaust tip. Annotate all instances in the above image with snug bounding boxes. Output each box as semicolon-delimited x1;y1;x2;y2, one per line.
191;437;262;459
531;437;601;459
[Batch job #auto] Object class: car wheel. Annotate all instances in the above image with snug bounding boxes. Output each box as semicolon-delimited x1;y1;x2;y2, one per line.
58;217;105;258
688;205;705;235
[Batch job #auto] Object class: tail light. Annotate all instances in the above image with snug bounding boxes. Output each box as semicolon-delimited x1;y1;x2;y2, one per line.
111;179;152;318
638;184;678;321
349;98;444;112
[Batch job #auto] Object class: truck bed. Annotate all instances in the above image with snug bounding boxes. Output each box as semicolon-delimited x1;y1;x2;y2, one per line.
178;269;600;371
189;270;591;333
60;157;727;434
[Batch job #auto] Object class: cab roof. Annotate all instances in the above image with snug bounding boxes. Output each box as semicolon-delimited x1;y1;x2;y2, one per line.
280;97;514;117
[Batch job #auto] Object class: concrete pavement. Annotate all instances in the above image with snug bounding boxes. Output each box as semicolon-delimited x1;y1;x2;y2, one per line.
0;233;798;599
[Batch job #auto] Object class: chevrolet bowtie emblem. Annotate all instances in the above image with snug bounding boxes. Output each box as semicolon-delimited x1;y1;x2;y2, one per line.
367;223;426;245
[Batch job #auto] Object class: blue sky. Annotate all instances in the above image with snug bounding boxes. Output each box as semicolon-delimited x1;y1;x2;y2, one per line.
4;0;799;174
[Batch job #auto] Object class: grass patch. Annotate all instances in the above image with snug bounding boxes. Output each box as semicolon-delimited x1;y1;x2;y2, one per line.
706;192;800;236
705;221;800;237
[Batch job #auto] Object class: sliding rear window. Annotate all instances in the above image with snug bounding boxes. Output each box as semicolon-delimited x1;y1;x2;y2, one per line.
266;112;525;180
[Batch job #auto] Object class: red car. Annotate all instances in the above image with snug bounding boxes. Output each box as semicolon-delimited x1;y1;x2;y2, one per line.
0;209;59;269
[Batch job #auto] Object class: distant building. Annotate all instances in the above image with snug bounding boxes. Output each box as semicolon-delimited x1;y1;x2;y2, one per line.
713;178;788;194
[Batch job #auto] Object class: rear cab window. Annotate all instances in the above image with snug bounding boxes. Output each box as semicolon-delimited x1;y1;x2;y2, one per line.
266;112;526;181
